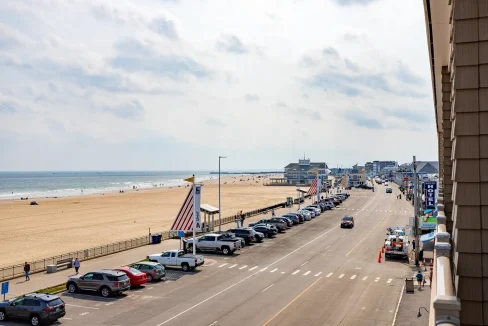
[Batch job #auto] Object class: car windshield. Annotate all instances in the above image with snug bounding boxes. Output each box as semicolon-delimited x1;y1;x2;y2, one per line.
154;264;164;270
46;298;63;307
107;274;129;281
126;268;141;274
343;217;353;221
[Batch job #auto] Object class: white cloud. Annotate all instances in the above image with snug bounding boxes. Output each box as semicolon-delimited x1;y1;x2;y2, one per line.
0;0;437;170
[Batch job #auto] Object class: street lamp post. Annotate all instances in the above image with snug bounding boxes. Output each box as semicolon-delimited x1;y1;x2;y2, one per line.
218;156;226;232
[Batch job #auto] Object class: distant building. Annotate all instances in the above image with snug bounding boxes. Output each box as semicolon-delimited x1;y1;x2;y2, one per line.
346;164;366;187
284;158;328;185
366;160;398;175
393;161;439;185
365;162;374;174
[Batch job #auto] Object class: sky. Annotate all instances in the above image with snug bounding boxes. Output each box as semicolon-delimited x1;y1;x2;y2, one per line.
0;0;437;171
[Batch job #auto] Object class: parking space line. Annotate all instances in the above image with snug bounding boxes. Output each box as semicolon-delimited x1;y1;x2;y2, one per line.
315;272;322;277
303;271;311;276
387;278;393;284
300;261;308;267
350;275;357;280
338;274;345;279
362;276;368;281
228;264;237;269
249;266;258;271
65;304;100;310
262;284;274;293
270;268;278;273
239;265;248;270
218;263;228;268
61;317;72;320
260;267;268;272
292;270;300;275
326;272;333;278
375;277;380;282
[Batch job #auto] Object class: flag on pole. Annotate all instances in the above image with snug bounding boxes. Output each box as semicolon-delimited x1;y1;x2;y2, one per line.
184;176;195;183
308;174;319;195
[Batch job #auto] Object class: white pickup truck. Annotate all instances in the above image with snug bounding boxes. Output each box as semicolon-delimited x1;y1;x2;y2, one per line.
147;249;205;272
184;233;239;255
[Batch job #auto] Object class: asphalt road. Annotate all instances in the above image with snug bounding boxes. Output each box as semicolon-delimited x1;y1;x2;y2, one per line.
2;185;414;326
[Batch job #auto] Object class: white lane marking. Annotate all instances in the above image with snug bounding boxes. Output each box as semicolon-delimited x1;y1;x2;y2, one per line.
325;245;330;250
228;264;237;269
300;261;308;267
375;277;380;282
303;271;311;276
270;268;278;273
326;272;333;278
350;275;357;280
260;267;268;272
239;265;248;270
346;209;388;256
392;284;405;326
338;274;345;279
362;276;368;281
387;278;393;284
65;304;99;310
262;284;274;292
155;197;377;326
292;270;300;275
341;234;345;238
249;266;258;271
315;272;322;277
218;263;228;268
61;317;73;320
79;312;89;316
209;321;218;326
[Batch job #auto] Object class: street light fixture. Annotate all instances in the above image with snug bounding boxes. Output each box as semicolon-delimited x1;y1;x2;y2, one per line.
218;156;226;232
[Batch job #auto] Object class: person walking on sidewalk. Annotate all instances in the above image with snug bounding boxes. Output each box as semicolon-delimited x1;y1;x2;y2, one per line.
271;208;275;217
416;270;423;291
24;262;30;281
74;258;81;274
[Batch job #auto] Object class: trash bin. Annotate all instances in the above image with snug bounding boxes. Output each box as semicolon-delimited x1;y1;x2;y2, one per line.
405;277;414;293
152;235;158;244
157;233;163;243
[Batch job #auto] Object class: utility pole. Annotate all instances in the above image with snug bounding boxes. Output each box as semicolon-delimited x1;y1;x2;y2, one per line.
218;156;226;232
413;156;420;267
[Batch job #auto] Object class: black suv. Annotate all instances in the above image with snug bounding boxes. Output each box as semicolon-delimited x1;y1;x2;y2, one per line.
0;293;66;326
228;228;263;244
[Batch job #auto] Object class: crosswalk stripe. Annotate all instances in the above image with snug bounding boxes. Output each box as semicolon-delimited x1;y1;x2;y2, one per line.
387;278;393;284
228;264;237;269
249;266;258;271
338;274;345;279
270;268;278;273
292;270;300;275
260;267;268;272
304;271;311;276
326;272;333;278
218;263;228;268
315;272;322;277
239;265;248;270
362;276;368;281
375;277;380;282
350;275;357;280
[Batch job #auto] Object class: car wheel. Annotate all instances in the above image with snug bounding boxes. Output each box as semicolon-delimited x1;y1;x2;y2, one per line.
30;314;40;326
0;309;7;322
100;286;111;298
267;234;273;238
181;263;190;272
147;274;153;282
222;246;230;255
67;282;78;293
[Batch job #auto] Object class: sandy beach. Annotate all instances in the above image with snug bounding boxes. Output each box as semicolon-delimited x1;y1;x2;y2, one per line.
0;174;298;267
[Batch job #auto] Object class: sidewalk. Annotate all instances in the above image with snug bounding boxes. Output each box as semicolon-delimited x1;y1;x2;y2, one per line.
3;196;317;298
395;267;431;326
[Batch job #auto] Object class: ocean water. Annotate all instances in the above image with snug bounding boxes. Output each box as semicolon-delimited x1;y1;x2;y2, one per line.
0;171;219;200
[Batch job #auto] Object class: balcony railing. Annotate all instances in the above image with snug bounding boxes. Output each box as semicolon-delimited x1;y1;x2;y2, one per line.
429;194;461;326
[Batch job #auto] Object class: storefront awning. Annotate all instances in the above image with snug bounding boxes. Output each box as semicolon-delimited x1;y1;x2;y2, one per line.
420;232;435;243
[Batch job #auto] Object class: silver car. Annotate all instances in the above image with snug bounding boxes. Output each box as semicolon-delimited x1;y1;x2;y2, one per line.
66;269;131;297
298;210;312;221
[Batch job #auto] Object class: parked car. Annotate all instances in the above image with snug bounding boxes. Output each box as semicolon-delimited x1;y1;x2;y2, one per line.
341;216;355;229
0;293;65;326
148;249;205;272
66;269;131;297
184;234;239;255
228;228;263;244
298;210;312;220
252;224;278;238
282;214;300;225
274;217;293;227
305;206;321;215
323;201;335;209
310;204;326;212
215;231;246;248
249;219;286;232
114;267;147;287
129;261;165;282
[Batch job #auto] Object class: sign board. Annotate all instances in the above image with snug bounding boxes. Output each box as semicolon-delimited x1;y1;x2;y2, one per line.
424;181;437;206
1;281;8;295
178;231;185;238
194;185;202;232
419;216;437;230
409;216;414;227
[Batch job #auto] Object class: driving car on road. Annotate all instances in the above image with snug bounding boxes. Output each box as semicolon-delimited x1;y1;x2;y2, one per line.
0;293;66;326
66;269;131;297
341;216;355;229
114;267;147;287
129;261;165;282
386;188;392;193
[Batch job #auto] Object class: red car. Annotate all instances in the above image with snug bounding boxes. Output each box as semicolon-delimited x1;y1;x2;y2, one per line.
114;267;147;287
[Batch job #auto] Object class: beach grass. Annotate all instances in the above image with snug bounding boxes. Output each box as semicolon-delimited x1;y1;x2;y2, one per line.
36;283;66;294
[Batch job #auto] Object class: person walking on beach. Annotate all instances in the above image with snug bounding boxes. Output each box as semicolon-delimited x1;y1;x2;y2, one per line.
74;258;80;274
24;262;30;281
